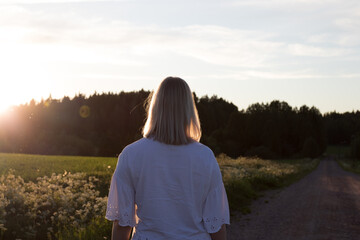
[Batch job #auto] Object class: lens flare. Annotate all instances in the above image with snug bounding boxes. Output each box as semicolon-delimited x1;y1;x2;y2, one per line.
79;105;90;118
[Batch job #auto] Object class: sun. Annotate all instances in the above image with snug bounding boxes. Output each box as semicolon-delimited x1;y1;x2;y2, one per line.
0;72;35;115
0;85;30;115
0;103;12;115
0;79;49;116
0;69;50;116
0;41;53;115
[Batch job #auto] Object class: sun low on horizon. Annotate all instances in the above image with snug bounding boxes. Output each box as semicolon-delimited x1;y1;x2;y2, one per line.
0;0;360;114
1;1;360;239
0;42;52;113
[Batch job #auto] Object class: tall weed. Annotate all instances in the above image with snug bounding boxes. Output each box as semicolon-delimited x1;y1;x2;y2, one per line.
0;171;111;240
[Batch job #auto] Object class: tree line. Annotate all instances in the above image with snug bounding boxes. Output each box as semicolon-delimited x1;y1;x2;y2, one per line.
0;91;359;159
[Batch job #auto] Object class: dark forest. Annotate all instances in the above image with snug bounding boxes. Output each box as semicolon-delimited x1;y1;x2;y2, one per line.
0;91;359;159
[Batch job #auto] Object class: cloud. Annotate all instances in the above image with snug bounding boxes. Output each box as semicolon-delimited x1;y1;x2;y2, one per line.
287;43;348;57
337;35;360;47
229;0;355;8
334;18;360;31
0;0;128;4
1;1;359;86
0;4;285;68
161;25;283;68
306;34;332;44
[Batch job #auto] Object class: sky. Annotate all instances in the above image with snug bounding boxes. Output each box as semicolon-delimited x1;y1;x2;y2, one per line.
0;0;359;114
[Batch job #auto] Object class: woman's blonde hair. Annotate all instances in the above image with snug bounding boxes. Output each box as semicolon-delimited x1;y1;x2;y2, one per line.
142;77;201;145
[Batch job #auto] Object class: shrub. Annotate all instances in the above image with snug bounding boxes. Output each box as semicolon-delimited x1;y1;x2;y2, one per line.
225;179;257;214
245;145;277;159
0;171;111;240
351;134;360;160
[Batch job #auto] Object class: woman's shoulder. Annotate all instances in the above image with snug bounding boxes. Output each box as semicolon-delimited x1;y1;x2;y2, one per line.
121;138;151;153
121;138;215;160
188;141;214;156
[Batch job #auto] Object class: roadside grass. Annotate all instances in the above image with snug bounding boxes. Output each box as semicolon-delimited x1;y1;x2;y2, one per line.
336;158;360;175
326;145;360;175
217;154;320;214
325;145;351;158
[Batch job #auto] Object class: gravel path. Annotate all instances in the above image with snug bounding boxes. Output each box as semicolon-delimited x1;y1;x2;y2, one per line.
227;158;360;240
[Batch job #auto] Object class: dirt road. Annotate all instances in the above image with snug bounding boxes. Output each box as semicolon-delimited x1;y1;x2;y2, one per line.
227;158;360;240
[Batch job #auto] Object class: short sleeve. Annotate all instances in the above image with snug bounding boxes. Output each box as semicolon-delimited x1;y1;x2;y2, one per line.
105;149;137;227
202;154;230;233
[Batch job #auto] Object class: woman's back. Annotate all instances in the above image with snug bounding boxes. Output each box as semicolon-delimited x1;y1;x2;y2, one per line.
106;138;229;240
106;77;229;240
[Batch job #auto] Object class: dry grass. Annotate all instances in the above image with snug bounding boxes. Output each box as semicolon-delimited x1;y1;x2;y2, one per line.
217;154;320;213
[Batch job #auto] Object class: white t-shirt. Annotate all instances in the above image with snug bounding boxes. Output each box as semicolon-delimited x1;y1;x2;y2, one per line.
106;138;230;240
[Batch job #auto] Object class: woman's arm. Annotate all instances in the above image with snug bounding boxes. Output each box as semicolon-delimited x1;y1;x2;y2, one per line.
111;221;132;240
210;224;227;240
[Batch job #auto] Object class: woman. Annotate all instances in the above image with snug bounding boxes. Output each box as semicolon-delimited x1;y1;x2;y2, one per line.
106;77;230;240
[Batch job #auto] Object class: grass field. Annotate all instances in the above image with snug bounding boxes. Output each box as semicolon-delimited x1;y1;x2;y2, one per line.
0;153;117;182
336;158;360;175
0;153;117;197
0;152;320;240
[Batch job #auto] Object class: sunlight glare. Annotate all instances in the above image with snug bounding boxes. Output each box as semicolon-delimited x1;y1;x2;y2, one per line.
0;104;11;115
0;42;52;114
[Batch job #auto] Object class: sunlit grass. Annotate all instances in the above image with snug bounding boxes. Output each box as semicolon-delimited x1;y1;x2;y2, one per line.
217;154;320;214
0;153;117;197
219;154;306;181
0;153;117;180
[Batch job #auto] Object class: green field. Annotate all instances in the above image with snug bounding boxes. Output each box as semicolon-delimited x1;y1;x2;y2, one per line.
336;158;360;175
0;153;117;182
0;153;117;198
0;152;320;240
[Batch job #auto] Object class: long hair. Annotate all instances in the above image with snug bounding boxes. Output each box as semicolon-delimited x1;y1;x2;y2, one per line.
142;77;201;145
